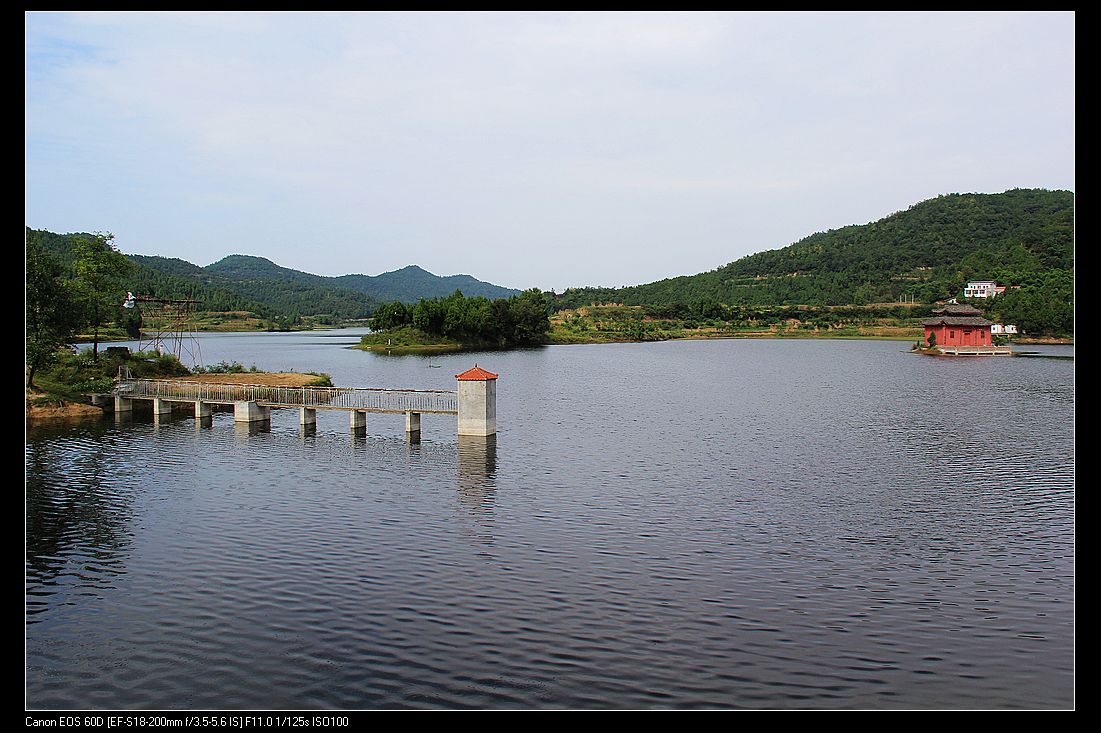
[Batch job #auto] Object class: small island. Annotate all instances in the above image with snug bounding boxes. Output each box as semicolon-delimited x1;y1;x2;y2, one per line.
354;290;552;354
355;326;464;354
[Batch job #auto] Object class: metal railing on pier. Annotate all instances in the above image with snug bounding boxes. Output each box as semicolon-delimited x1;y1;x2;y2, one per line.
116;379;458;414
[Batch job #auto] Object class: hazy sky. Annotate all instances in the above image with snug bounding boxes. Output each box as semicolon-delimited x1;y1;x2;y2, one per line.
25;11;1074;291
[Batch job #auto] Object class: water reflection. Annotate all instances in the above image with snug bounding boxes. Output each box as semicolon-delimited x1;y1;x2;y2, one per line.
233;421;271;442
457;435;497;506
457;435;498;548
25;431;134;620
26;338;1075;709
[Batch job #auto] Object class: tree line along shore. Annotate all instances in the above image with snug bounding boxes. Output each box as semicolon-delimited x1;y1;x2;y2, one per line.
26;188;1075;415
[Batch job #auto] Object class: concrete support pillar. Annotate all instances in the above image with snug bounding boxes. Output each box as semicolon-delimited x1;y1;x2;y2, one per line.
350;410;367;431
300;408;317;425
405;411;421;434
153;398;173;420
234;400;271;423
456;366;498;437
114;395;133;413
195;401;212;419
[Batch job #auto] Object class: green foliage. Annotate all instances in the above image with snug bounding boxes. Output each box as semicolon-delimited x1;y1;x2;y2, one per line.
178;254;377;321
304;373;333;387
71;232;134;359
193;360;261;374
32;348;188;403
201;256;517;315
126;254;273;316
29;234;520;325
374;289;551;348
264;313;303;332
984;270;1074;336
331;264;520;303
372;301;411;330
26;238;82;387
552;189;1073;335
120;308;143;338
359;326;462;352
137;351;192;378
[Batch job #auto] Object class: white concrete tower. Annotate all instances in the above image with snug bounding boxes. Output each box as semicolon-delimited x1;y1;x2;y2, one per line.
456;365;498;436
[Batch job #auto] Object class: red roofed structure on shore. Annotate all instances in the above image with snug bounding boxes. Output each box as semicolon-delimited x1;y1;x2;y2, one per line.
923;304;993;348
456;365;499;381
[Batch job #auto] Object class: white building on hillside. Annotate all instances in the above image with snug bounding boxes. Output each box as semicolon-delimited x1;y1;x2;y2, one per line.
964;281;1007;299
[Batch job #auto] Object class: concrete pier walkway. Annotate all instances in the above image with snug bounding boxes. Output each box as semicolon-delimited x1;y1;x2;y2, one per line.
113;367;498;436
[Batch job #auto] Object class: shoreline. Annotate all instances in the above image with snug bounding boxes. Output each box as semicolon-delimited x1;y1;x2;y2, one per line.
76;322;1073;348
26;372;331;425
29;332;1072;423
26;399;106;423
352;343;465;355
356;331;1074;353
75;327;1074;355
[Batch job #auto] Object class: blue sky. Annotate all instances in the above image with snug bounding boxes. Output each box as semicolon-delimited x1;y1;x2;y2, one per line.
25;11;1075;291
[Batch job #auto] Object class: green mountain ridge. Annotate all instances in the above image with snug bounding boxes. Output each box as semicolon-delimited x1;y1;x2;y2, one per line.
27;231;521;322
26;187;1074;335
556;188;1074;315
203;254;520;306
333;264;521;303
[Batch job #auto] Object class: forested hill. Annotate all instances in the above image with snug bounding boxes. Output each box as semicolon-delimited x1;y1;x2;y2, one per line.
27;231;520;322
206;256;520;303
127;254;281;316
333;265;520;302
556;189;1074;309
29;229;276;317
139;254;377;321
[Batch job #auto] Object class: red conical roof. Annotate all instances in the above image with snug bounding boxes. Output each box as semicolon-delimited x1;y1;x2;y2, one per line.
455;365;499;381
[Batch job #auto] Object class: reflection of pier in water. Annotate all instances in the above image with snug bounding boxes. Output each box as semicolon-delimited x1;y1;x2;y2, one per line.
458;435;497;506
457;435;498;547
112;395;503;543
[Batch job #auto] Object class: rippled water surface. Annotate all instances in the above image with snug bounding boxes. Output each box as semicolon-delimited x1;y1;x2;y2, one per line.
26;334;1075;708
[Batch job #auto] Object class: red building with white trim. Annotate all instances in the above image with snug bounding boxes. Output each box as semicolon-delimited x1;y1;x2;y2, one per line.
923;304;993;348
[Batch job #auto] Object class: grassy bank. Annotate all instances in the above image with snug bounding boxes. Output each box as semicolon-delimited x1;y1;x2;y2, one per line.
353;327;464;354
26;348;333;422
548;305;926;345
70;313;364;342
192;312;352;332
1013;336;1074;345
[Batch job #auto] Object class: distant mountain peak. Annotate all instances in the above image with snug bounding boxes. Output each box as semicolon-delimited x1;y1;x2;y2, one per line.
209;253;276;266
335;264;519;302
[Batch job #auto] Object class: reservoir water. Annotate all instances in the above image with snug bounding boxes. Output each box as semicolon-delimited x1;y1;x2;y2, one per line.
26;332;1075;709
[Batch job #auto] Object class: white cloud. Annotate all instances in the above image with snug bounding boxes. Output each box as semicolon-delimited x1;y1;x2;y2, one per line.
26;11;1074;289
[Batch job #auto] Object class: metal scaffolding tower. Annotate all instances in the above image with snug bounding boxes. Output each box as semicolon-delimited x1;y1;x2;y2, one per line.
127;295;204;368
